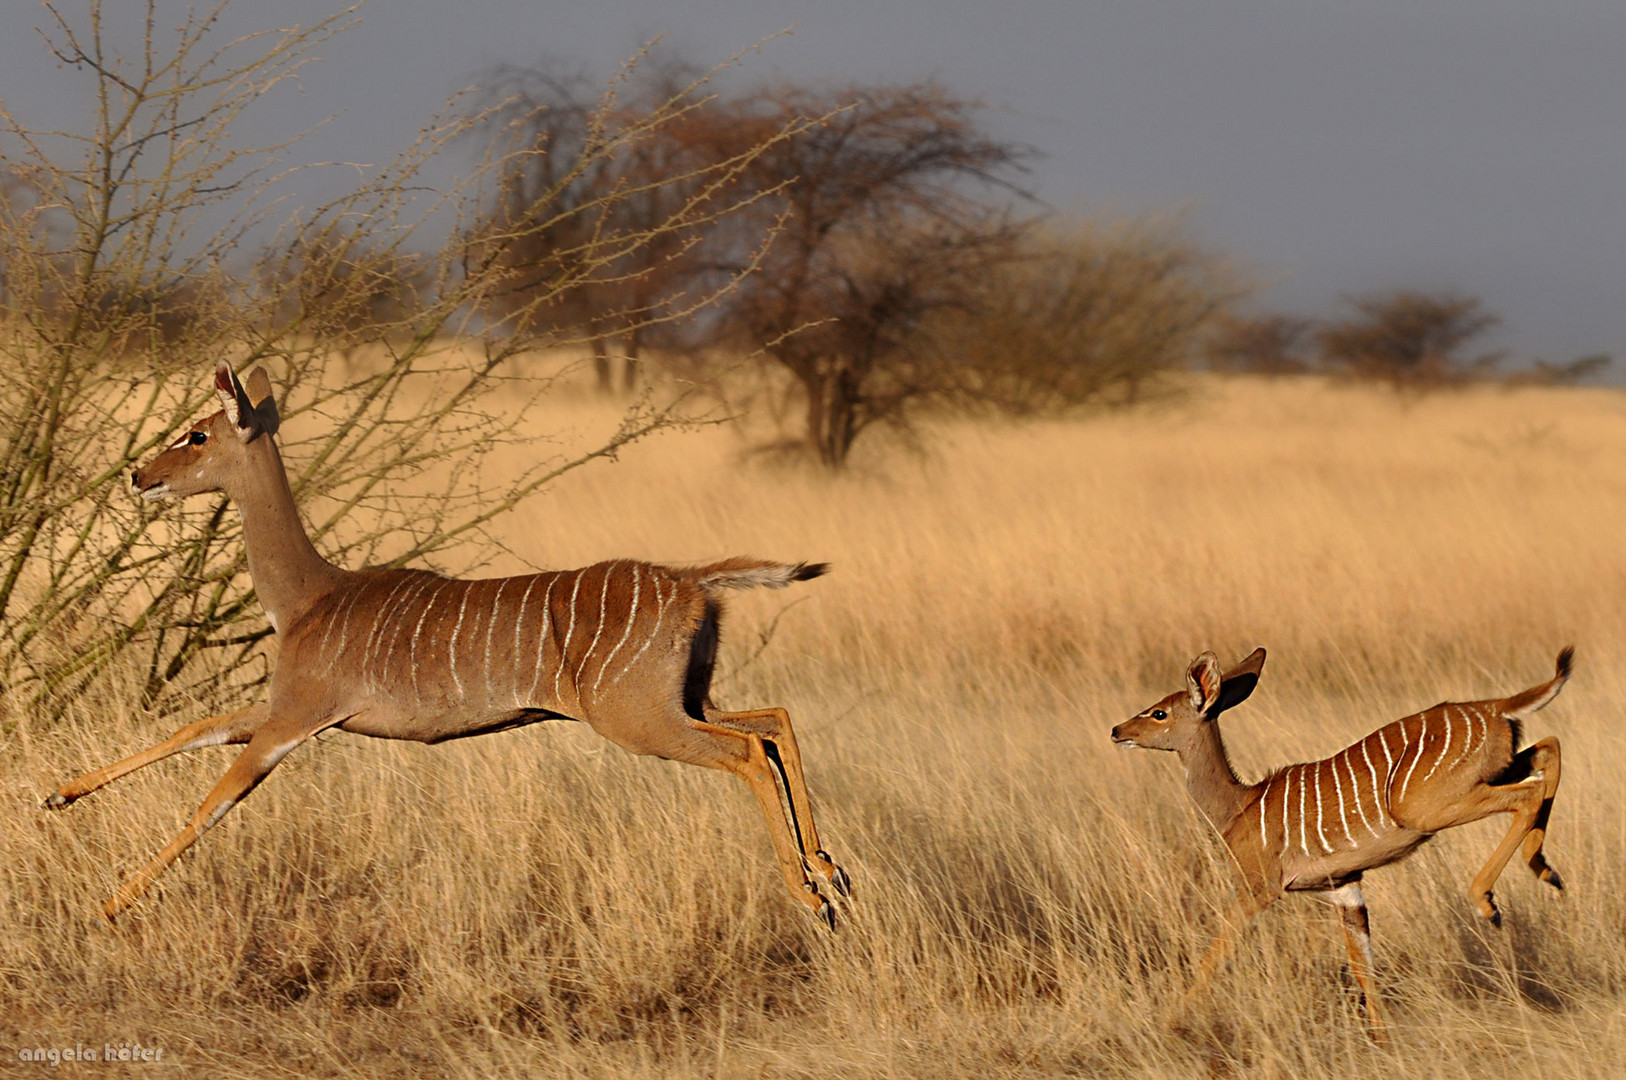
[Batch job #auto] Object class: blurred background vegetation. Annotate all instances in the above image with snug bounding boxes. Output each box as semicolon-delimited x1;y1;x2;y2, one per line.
0;0;1610;717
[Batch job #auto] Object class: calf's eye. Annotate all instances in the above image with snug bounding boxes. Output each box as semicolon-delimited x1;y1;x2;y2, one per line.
1152;709;1167;720
188;431;208;446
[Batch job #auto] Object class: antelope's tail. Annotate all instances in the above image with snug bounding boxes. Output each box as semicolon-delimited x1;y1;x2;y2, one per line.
688;558;829;593
1502;646;1575;720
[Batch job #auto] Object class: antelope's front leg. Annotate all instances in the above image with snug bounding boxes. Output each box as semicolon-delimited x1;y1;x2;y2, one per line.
1330;882;1389;1045
45;704;268;810
104;715;333;921
1174;883;1278;1023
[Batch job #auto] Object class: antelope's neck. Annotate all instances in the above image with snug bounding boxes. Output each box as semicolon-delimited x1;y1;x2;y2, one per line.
232;437;342;632
1180;720;1258;831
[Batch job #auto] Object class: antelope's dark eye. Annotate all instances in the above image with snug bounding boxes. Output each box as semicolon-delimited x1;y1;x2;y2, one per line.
1151;709;1168;720
188;430;208;446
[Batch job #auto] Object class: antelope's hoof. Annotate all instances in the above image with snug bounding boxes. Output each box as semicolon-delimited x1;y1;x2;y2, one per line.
803;881;839;931
1543;868;1565;893
43;791;74;810
822;854;852;900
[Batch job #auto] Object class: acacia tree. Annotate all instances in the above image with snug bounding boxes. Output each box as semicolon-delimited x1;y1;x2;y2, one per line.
475;59;743;395
1205;312;1317;375
1212;298;1610;385
0;2;806;721
1317;291;1503;388
741;214;1025;463
695;83;1031;468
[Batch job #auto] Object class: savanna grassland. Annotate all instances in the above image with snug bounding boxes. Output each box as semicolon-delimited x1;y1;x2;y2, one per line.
6;370;1626;1078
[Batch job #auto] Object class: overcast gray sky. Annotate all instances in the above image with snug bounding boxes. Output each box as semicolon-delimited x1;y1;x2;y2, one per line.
4;0;1623;361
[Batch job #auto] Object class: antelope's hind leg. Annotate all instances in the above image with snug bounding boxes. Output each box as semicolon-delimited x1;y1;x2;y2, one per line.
681;716;843;928
1449;740;1564;927
45;704;269;810
1513;737;1563;891
704;706;850;901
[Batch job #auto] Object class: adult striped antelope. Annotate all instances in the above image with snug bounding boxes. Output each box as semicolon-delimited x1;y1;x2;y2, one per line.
1111;647;1569;1039
46;364;850;926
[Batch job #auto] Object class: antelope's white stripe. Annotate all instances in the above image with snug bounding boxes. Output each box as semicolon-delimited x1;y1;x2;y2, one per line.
620;574;670;679
1449;706;1481;771
1313;764;1333;854
595;564;642;693
511;576;541;706
553;570;585;703
1358;740;1387;834
577;563;615;686
526;574;559;704
409;582;452;698
1332;754;1355;846
332;587;365;661
1297;765;1310;857
362;578;416;688
448;584;472;697
375;577;433;687
1279;770;1291;860
483;578;509;702
1258;786;1269;851
1343;751;1376;839
1398;719;1428;802
319;587;361;671
1420;708;1453;784
316;586;352;657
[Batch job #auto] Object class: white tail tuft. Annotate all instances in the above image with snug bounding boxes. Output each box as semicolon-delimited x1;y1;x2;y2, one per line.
687;558;829;592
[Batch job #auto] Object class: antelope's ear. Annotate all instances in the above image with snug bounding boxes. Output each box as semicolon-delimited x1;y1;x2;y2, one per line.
242;366;280;438
1212;647;1266;719
213;363;277;442
1186;651;1223;714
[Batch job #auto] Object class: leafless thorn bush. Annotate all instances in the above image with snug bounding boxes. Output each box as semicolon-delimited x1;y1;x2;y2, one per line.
0;1;807;723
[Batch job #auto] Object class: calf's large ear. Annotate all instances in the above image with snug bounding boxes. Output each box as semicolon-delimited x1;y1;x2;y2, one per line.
1210;647;1266;720
1186;651;1223;714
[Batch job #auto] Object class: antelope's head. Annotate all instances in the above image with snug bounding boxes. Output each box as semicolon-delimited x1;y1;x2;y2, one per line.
1112;648;1266;753
131;364;280;502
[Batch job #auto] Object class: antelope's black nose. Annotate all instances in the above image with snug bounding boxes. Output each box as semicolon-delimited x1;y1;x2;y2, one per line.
131;471;140;487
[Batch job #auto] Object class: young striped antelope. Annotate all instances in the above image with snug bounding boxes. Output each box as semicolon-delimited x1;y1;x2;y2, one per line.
1112;647;1569;1040
46;364;850;926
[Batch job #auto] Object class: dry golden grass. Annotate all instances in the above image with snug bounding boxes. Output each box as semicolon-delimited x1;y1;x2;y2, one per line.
7;371;1626;1077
